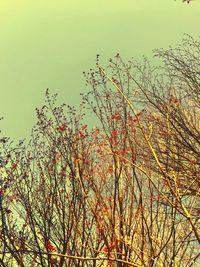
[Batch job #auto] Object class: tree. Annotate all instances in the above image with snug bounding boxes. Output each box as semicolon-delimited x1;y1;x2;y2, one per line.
0;36;199;266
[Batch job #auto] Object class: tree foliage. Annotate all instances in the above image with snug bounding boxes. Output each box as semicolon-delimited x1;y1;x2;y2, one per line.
0;36;199;266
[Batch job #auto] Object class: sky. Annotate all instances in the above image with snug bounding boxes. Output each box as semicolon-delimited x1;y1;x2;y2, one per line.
0;0;200;140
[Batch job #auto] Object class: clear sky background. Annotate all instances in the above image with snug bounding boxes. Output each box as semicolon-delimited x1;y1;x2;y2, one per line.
0;0;200;140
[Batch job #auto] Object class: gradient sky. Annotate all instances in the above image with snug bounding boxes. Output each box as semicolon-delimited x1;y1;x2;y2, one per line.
0;0;200;140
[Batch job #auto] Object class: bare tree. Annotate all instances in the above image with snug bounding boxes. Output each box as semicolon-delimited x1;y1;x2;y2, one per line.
0;36;199;267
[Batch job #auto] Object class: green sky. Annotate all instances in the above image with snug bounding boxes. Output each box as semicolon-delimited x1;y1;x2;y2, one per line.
0;0;200;140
